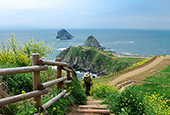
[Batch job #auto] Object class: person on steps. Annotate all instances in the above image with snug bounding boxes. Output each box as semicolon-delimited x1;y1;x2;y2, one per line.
82;73;93;96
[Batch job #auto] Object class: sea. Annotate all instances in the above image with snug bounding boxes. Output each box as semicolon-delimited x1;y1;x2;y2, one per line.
0;29;170;79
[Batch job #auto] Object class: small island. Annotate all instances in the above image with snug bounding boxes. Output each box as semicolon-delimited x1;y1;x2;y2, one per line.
56;29;74;40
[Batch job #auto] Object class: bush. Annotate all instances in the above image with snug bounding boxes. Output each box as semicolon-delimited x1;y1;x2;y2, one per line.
0;51;31;68
70;77;87;104
90;83;118;99
1;73;33;95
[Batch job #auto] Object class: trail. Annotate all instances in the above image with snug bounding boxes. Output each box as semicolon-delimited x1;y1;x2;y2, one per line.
108;56;170;86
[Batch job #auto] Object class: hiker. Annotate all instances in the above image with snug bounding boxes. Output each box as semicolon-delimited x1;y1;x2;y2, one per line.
82;73;93;96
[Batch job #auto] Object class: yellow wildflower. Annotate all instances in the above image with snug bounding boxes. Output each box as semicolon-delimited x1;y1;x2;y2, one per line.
52;107;56;111
33;101;37;104
21;90;26;94
17;106;20;109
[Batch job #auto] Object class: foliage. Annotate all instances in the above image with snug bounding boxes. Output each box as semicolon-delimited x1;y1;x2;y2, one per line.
16;99;38;115
91;82;170;114
104;86;145;115
40;66;58;83
1;73;33;95
143;92;170;114
70;77;87;104
92;75;116;84
47;96;75;115
0;51;32;67
90;83;118;99
1;33;54;60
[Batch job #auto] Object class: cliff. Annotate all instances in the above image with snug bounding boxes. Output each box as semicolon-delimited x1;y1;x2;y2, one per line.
56;46;134;76
56;29;74;40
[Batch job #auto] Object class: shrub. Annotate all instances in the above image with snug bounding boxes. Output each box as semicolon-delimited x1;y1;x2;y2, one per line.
90;83;118;99
1;73;33;95
0;51;31;68
105;86;145;115
70;77;87;104
3;34;54;59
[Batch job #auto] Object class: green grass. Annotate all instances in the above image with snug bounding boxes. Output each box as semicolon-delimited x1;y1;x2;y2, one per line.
93;76;117;84
119;57;145;63
161;65;170;72
142;73;170;86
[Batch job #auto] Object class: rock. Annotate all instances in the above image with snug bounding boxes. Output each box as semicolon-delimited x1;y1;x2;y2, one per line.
56;29;74;40
83;36;105;49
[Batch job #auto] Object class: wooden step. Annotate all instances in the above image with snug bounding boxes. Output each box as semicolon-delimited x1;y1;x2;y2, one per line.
86;101;103;105
79;105;108;109
78;109;110;114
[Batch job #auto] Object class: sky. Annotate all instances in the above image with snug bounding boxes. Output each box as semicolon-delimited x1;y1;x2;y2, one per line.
0;0;170;30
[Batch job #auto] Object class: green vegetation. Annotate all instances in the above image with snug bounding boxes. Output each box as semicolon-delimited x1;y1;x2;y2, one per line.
92;76;116;84
69;77;87;104
91;65;170;114
119;57;144;63
0;35;86;115
2;73;33;95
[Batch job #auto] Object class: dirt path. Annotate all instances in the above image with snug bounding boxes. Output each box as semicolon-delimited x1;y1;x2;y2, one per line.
108;56;170;86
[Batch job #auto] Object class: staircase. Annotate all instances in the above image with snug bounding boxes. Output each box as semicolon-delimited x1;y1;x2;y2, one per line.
77;96;112;115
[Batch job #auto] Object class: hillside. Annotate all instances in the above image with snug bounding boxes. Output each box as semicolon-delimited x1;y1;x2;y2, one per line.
56;46;144;76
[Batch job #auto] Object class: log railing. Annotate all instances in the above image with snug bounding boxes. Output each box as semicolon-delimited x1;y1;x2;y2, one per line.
0;53;77;115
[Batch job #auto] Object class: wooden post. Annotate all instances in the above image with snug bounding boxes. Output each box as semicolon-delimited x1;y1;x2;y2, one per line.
67;65;71;80
57;58;62;90
32;53;41;110
66;65;71;88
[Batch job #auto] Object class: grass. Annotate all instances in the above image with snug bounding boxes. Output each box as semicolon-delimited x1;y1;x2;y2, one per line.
119;57;145;63
93;76;117;84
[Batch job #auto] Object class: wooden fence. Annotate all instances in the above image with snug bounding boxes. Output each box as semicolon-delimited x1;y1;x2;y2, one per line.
0;53;77;115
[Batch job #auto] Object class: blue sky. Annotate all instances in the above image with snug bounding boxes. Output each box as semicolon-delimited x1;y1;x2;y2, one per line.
0;0;170;29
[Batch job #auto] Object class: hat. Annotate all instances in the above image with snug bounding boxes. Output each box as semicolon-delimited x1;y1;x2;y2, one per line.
84;73;90;77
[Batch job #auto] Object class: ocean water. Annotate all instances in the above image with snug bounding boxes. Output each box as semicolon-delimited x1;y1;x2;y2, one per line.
0;29;170;79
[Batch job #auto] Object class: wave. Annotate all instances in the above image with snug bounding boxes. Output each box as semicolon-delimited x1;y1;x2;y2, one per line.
55;48;67;51
114;41;134;44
